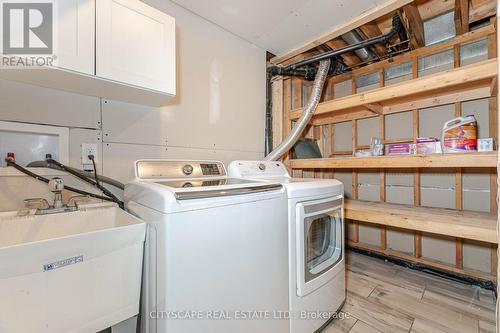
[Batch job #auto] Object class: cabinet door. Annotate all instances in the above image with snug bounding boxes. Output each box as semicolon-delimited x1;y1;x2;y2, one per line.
96;0;175;95
57;0;95;75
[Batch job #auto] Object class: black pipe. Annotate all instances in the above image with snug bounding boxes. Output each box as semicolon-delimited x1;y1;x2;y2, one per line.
265;71;273;155
267;13;403;80
349;247;497;293
264;13;402;153
267;66;320;80
286;14;402;70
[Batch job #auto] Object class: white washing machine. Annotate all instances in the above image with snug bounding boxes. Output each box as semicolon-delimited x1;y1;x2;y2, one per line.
229;160;345;333
124;160;289;333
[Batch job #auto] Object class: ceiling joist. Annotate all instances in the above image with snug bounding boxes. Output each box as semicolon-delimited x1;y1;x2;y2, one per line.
403;3;426;48
324;39;362;67
358;23;388;58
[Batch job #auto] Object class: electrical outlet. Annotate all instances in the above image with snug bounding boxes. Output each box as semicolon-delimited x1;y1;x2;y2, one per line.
82;143;98;165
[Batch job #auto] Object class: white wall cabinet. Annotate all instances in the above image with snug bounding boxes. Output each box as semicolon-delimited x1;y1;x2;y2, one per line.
0;0;176;106
57;0;95;75
96;0;176;94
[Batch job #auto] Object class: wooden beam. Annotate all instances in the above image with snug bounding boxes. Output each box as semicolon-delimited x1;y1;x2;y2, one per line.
377;0;495;32
358;23;387;58
490;76;498;96
365;103;384;114
350;24;495;77
289;59;498;120
469;0;496;23
270;0;414;65
309;84;491;125
455;0;470;35
282;79;292;164
289;152;498;169
403;3;426;48
271;78;284;150
343;200;498;244
325;39;362;68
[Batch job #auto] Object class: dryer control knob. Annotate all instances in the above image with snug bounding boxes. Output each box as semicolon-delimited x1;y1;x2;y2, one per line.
182;164;194;175
258;163;266;171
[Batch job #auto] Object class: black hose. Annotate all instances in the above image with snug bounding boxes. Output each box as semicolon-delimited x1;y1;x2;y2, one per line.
45;159;98;186
26;160;125;190
6;159;116;203
45;158;124;209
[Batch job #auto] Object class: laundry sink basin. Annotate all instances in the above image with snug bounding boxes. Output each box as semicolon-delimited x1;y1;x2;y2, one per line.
0;203;146;333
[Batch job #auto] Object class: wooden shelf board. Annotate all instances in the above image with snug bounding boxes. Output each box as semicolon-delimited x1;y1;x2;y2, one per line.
343;200;497;244
348;241;496;281
289;152;498;169
289;58;498;121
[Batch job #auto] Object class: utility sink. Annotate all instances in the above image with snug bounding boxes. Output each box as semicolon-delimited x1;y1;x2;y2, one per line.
0;203;146;333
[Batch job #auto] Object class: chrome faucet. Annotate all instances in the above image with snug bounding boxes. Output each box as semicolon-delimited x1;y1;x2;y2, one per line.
23;178;89;215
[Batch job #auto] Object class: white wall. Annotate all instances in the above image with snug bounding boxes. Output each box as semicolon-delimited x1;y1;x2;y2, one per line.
0;0;266;185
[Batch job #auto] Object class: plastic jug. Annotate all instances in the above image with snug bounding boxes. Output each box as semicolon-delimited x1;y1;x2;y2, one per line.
441;115;477;153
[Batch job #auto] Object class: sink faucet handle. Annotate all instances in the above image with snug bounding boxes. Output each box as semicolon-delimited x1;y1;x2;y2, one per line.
48;177;64;193
48;177;64;209
67;195;90;208
24;198;50;210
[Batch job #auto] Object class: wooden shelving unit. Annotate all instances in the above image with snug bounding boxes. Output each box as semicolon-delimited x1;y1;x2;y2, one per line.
344;200;497;244
290;152;498;169
273;20;499;282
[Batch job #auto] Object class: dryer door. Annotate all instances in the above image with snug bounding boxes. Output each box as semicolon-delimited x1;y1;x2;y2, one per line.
296;196;343;297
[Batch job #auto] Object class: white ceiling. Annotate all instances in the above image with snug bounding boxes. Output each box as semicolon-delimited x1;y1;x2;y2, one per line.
170;0;387;56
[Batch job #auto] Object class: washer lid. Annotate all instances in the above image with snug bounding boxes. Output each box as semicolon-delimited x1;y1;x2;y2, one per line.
158;178;256;189
154;178;283;200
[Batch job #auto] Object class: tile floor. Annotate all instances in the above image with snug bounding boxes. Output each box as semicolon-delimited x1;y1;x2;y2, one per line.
324;251;496;333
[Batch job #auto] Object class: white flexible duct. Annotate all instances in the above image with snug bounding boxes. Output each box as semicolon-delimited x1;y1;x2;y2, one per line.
265;59;331;161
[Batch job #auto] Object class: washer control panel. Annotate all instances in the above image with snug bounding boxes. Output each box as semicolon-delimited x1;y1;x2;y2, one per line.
136;160;226;179
200;163;221;176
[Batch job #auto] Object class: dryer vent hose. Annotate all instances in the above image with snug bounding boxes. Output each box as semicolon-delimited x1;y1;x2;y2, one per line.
265;59;331;161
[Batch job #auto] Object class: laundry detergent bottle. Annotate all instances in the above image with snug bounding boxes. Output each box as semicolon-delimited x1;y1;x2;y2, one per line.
441;115;477;153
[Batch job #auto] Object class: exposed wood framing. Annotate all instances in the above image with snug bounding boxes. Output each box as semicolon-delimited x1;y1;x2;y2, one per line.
290;58;498;120
365;103;384;115
276;1;499;283
270;0;414;65
348;240;496;281
325;39;362;68
338;24;494;78
455;0;470;35
282;79;292;165
358;23;387;58
352;117;359;244
412;60;423;260
403;3;426;48
271;78;284;150
379;100;387;251
377;0;495;33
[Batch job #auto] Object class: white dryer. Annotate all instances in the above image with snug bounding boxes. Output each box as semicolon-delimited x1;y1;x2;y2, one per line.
228;160;345;333
125;160;289;333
